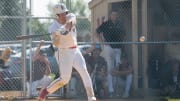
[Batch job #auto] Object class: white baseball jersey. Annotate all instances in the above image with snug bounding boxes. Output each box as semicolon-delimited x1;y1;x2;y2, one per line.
48;20;77;48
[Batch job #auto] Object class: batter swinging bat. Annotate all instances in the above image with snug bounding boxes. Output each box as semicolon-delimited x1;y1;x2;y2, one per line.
16;33;50;40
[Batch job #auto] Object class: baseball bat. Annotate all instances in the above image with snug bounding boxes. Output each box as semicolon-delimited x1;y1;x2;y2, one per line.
16;33;50;40
16;14;76;40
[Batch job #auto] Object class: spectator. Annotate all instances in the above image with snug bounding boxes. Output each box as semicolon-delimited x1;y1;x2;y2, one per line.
86;44;108;98
0;47;11;69
67;69;86;97
27;40;52;96
159;58;180;96
111;57;133;98
96;10;126;96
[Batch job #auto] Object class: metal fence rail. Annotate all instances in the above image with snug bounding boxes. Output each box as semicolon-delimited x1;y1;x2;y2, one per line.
0;41;180;100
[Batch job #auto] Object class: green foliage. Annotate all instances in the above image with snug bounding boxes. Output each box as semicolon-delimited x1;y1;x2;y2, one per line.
60;0;90;17
0;0;22;41
71;0;88;16
76;18;91;31
32;0;91;41
29;19;50;41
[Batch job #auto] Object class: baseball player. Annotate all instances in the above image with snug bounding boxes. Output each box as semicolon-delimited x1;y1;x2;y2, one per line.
38;3;96;101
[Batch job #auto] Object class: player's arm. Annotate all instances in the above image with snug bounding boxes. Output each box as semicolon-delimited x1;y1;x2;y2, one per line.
44;58;51;75
33;40;44;61
57;13;76;34
112;65;133;76
82;44;96;55
95;32;104;43
111;69;126;76
63;13;76;34
66;13;76;29
96;23;106;43
51;13;76;47
51;31;61;47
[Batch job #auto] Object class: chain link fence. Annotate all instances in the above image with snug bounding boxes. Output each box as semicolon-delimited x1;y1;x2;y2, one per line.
0;0;180;100
0;0;91;99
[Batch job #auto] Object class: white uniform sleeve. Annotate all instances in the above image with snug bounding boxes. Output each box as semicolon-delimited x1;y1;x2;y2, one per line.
48;21;60;34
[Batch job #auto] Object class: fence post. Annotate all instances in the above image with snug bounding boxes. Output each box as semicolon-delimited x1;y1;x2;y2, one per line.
22;0;27;97
132;0;139;92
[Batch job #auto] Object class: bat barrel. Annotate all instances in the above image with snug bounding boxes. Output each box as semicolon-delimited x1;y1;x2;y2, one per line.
16;34;50;40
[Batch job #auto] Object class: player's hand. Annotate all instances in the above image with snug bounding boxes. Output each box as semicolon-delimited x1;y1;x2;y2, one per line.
66;13;76;24
65;22;72;31
65;13;76;30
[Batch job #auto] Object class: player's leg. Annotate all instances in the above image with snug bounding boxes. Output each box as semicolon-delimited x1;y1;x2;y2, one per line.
122;74;133;98
114;48;121;66
38;49;75;100
48;49;75;92
73;50;96;101
26;81;31;97
102;45;115;96
31;80;39;96
112;48;121;96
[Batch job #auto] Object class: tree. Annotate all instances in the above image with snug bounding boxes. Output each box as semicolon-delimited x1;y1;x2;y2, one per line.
70;0;90;17
0;0;22;41
28;18;50;41
65;0;92;42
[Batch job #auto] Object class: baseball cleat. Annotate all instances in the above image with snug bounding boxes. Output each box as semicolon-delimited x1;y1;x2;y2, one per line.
38;88;48;101
89;96;97;101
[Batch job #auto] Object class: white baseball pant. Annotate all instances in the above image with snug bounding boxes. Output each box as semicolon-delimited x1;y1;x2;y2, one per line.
46;48;95;100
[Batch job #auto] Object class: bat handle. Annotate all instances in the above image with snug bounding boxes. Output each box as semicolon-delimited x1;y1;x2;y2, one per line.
16;35;26;40
16;37;21;40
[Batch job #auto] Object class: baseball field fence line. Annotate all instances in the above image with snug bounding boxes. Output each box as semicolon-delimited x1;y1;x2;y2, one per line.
0;0;180;100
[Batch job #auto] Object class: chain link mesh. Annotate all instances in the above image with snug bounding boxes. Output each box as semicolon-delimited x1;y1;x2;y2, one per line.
0;0;180;100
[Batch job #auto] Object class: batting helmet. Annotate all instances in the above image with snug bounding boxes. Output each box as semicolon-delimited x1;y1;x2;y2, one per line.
53;3;69;15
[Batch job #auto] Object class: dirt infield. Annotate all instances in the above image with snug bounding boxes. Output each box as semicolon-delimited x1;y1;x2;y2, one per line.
0;96;162;101
0;91;163;101
0;98;162;101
